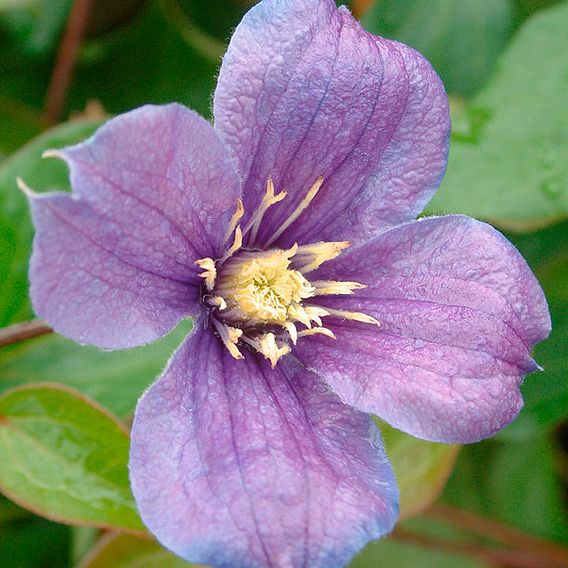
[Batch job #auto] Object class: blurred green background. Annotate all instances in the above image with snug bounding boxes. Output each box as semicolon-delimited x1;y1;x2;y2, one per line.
0;0;567;566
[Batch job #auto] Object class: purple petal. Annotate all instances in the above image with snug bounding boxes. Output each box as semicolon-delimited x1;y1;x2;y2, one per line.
213;0;449;247
29;104;241;349
297;215;551;443
130;327;398;567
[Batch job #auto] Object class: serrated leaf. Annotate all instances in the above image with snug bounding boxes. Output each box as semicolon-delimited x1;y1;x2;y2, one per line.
0;118;103;327
362;0;513;97
0;383;145;532
78;533;192;568
0;322;191;419
378;420;459;520
426;1;568;230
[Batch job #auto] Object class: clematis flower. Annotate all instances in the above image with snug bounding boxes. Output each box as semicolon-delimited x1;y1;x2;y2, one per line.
23;0;550;566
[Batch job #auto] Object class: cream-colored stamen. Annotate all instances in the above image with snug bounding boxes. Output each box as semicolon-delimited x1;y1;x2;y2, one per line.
241;332;291;368
292;241;351;273
219;225;243;264
195;257;216;291
312;280;367;295
297;327;336;340
322;307;381;327
284;322;298;344
265;176;324;246
243;178;287;245
207;296;227;310
213;320;244;360
222;199;244;246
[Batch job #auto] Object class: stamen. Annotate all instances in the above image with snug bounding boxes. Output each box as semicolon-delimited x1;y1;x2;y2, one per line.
242;332;290;368
207;296;227;310
195;257;216;291
304;306;330;327
297;327;336;340
220;225;243;264
222;199;244;246
312;280;367;295
322;307;381;327
243;178;287;245
213;320;244;360
284;322;298;344
265;176;324;247
292;241;351;273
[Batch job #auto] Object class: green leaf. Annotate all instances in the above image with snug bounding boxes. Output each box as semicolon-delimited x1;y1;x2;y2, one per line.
498;219;568;438
0;118;103;327
351;532;486;568
162;0;248;43
68;2;218;119
442;435;568;543
378;420;459;520
0;383;145;532
0;506;71;568
362;0;513;97
0;99;45;161
0;321;191;419
78;533;191;568
426;1;568;230
1;0;72;56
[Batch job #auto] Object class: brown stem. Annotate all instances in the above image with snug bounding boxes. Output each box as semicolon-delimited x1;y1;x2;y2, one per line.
43;0;94;124
0;320;53;348
350;0;375;20
393;528;562;568
425;503;568;567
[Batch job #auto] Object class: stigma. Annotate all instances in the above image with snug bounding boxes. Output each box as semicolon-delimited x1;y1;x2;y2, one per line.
196;177;379;367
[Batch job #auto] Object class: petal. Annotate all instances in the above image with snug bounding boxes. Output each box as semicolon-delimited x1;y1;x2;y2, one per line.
56;104;241;260
297;216;551;443
130;327;398;568
29;104;241;349
28;193;193;349
213;0;449;246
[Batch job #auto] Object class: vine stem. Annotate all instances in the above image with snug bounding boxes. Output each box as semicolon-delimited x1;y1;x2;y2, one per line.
392;528;563;568
44;0;94;124
425;503;568;567
0;320;52;348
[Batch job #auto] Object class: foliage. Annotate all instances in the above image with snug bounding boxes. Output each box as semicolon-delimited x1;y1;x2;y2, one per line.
0;0;566;566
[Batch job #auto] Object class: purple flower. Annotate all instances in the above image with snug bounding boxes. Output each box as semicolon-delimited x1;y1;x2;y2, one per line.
24;0;550;566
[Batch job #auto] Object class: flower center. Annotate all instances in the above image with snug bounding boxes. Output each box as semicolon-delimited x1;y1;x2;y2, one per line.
216;247;315;324
196;177;380;367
